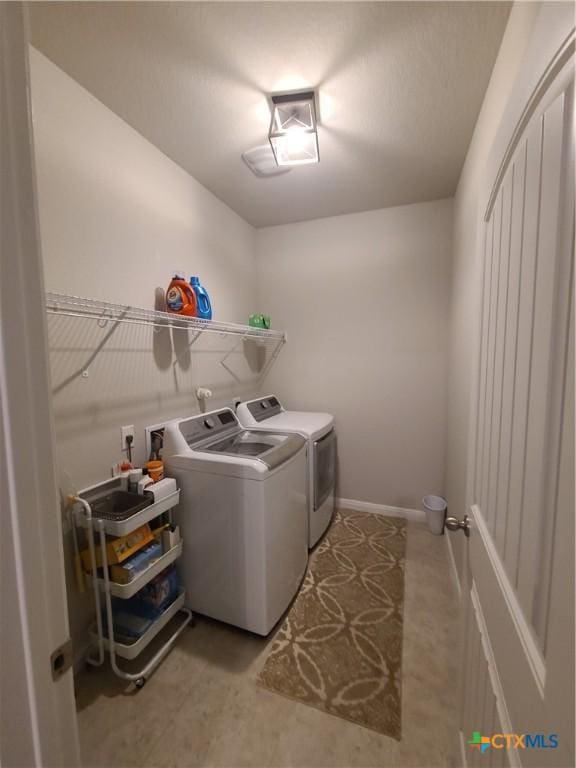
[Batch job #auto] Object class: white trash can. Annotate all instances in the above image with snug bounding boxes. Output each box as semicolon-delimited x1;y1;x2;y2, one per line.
422;495;447;535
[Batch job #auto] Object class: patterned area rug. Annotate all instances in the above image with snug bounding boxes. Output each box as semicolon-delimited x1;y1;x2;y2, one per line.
257;509;406;740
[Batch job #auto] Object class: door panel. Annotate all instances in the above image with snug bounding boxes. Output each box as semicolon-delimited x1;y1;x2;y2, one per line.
494;144;526;562
502;118;542;583
480;189;502;528
516;93;566;623
487;173;512;547
459;8;575;767
462;583;517;768
474;213;494;509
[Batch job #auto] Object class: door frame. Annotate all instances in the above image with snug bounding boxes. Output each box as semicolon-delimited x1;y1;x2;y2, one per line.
0;4;81;766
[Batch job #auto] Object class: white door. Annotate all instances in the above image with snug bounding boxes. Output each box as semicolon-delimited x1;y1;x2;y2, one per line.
0;3;81;766
456;5;575;768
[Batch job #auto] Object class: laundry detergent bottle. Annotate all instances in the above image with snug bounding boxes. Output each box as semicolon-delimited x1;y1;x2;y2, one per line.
166;272;197;316
190;276;212;320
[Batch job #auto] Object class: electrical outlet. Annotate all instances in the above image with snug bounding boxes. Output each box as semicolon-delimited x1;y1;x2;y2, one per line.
121;425;134;451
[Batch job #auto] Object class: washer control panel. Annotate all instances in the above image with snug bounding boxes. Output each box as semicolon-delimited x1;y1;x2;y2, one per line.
180;408;238;446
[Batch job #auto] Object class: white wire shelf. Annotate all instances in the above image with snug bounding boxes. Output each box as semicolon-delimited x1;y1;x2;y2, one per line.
45;292;286;342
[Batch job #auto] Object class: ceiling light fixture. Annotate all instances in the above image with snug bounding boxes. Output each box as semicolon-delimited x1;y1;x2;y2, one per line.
268;90;319;167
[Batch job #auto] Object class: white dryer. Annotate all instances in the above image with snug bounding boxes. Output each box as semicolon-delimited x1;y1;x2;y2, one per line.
162;408;308;636
236;396;336;548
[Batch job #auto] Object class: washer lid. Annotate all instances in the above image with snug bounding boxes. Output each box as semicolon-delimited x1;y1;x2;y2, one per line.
165;430;305;480
237;407;334;441
202;429;305;470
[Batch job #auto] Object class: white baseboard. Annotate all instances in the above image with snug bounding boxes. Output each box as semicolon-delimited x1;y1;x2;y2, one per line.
336;497;426;523
445;531;462;601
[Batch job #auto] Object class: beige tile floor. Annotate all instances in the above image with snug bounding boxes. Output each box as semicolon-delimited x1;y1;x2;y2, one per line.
75;520;460;768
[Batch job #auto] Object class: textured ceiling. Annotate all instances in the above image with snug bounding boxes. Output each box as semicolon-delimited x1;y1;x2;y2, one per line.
29;1;510;228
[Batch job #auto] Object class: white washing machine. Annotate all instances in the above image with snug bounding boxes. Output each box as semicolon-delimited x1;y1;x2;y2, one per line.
236;395;336;548
162;408;308;636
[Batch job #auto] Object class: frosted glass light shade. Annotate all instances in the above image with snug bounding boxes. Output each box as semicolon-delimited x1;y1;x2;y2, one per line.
270;130;319;166
268;91;319;166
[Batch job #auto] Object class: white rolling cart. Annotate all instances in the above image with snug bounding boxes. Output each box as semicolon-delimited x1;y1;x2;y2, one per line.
72;477;192;688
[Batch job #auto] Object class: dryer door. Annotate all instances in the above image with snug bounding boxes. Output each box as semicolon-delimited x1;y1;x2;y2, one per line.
313;429;336;511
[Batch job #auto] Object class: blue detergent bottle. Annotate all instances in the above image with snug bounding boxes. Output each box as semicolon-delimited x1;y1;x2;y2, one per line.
189;276;212;320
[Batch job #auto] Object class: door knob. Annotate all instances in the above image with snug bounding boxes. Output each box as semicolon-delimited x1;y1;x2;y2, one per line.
445;515;471;537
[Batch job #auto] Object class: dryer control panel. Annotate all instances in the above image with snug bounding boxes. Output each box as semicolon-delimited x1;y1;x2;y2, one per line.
245;396;283;422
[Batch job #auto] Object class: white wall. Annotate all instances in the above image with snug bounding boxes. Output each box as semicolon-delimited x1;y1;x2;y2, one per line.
31;46;256;318
256;199;453;510
29;48;261;651
31;47;260;484
445;2;542;582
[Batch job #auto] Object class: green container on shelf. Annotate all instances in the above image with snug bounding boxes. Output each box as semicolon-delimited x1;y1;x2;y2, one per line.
249;314;271;329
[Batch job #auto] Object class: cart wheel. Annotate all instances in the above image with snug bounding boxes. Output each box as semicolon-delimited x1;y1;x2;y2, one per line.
135;677;146;689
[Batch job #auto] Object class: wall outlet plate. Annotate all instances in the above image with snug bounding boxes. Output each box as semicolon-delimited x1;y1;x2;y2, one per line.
121;425;134;451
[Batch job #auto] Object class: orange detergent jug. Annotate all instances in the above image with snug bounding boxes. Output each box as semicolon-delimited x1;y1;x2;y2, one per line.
165;272;197;316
